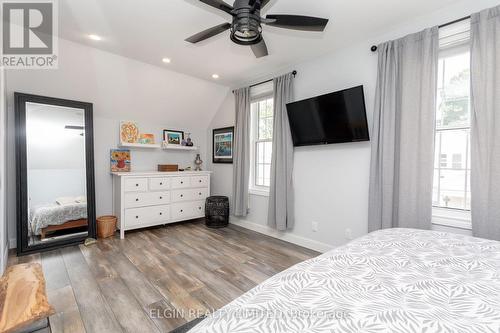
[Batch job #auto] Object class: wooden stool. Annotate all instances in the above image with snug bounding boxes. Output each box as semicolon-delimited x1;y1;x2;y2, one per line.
0;263;54;333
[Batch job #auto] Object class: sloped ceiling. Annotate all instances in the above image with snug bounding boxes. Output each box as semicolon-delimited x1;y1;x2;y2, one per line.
59;0;462;86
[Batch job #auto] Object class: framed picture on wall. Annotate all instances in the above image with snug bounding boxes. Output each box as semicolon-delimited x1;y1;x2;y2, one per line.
213;127;234;164
163;130;184;145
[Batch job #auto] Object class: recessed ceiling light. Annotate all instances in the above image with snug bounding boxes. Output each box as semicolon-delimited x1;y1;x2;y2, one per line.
162;58;171;64
88;34;102;41
212;74;220;79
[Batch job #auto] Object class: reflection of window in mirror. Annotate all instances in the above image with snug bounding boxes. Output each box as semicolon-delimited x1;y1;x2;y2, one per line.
26;103;88;245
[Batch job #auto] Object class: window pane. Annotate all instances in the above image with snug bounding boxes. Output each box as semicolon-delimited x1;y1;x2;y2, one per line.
440;129;468;169
264;141;272;164
263;164;271;187
436;52;470;129
257;98;273;140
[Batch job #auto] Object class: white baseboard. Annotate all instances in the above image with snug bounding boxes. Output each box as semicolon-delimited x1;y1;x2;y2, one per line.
230;217;334;253
1;243;8;274
9;238;15;249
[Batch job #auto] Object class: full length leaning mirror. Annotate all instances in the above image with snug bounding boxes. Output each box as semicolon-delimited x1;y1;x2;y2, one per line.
15;93;96;255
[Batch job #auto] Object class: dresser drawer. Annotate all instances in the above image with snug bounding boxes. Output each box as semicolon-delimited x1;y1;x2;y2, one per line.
190;176;209;188
171;201;205;220
171;188;209;202
124;205;170;228
124;178;148;192
124;191;170;208
171;189;191;202
171;177;190;189
191;188;209;201
149;177;171;191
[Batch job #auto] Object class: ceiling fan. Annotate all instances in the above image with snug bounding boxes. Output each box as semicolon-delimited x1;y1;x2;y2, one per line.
185;0;329;58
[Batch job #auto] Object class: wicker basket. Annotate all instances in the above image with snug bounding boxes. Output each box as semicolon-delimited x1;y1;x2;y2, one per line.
97;216;117;239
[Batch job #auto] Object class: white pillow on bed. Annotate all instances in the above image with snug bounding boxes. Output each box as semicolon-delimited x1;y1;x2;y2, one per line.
75;196;86;203
55;197;76;205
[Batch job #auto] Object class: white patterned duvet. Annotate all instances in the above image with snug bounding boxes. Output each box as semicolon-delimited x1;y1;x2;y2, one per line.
190;228;500;333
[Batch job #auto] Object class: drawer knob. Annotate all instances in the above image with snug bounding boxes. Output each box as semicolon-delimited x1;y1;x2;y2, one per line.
180;194;183;197
160;182;163;185
160;197;163;199
159;212;163;216
180;209;183;212
199;180;202;183
136;198;139;202
198;207;202;210
199;192;202;195
181;181;184;184
135;216;139;219
136;184;139;187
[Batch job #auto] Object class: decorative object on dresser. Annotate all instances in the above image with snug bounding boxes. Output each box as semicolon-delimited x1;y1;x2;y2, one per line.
158;164;179;172
112;171;212;239
205;196;229;228
163;130;184;145
213;127;234;164
194;154;203;171
110;149;131;172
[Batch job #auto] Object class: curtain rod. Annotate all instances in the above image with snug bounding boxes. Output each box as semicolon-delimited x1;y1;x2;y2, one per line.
232;70;297;93
370;15;471;52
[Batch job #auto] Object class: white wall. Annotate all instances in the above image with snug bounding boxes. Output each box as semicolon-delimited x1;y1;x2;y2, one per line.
207;0;499;252
5;38;229;247
0;68;8;272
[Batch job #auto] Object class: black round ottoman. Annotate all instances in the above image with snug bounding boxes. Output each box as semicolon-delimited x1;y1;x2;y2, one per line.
205;196;229;228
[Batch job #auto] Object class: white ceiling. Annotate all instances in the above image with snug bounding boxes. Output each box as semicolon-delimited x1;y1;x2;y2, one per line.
60;0;460;86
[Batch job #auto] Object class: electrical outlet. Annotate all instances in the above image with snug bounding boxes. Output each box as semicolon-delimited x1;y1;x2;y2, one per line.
345;228;353;240
312;221;319;232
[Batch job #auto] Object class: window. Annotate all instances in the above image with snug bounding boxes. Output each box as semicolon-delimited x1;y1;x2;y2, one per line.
251;97;274;189
433;20;471;212
249;82;274;194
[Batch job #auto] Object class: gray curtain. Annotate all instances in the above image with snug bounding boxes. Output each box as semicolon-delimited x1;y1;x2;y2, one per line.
268;73;294;231
368;28;439;232
232;87;251;217
470;6;500;241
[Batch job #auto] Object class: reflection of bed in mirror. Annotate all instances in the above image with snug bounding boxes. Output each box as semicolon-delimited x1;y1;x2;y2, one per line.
29;197;88;240
25;101;90;245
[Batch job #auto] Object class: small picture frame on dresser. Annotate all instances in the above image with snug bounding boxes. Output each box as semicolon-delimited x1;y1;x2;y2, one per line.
213;127;234;164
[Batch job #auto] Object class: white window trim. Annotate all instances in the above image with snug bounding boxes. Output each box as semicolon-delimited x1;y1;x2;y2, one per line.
432;22;472;218
432;207;471;230
249;90;273;196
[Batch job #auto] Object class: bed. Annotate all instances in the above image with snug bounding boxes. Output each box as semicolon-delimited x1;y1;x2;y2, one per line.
29;203;88;239
189;228;500;332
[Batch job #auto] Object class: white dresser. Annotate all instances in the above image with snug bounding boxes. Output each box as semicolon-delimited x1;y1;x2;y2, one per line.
112;171;211;239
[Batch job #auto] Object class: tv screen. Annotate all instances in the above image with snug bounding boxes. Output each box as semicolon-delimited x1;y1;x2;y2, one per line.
286;86;370;147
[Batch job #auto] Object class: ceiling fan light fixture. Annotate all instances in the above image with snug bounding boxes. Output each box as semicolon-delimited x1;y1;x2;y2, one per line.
230;19;262;45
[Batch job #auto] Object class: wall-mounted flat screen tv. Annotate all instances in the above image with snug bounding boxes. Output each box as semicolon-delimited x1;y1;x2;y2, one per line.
286;85;370;147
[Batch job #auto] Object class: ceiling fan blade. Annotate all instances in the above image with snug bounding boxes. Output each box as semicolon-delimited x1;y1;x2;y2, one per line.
265;15;329;32
185;23;231;43
199;0;234;15
251;38;268;58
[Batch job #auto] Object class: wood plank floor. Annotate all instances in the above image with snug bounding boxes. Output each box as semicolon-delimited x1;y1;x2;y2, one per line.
8;221;319;333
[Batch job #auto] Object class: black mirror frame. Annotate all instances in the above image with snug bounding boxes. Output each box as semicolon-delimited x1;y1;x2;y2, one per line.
15;92;97;255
